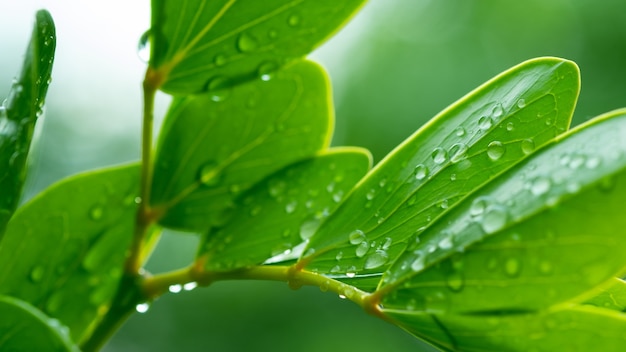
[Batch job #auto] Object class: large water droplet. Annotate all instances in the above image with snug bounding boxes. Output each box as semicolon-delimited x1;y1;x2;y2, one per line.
198;162;221;186
470;196;492;217
481;205;508;234
492;104;504;119
449;143;468;163
415;164;429;180
521;139;535;155
516;99;526;108
478;116;493;130
237;32;258;52
348;229;366;245
432;147;448;164
364;250;388;269
29;265;45;283
137;30;150;63
355;242;369;258
454;126;466;137
487;141;505;161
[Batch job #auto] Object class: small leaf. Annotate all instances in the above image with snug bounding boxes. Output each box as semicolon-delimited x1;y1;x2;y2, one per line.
150;0;366;94
0;10;55;235
0;164;140;343
0;295;78;351
151;60;332;233
300;57;579;287
384;305;626;352
584;278;626;312
200;149;371;271
381;109;626;314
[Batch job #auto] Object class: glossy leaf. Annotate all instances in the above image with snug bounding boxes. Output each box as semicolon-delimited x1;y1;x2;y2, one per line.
200;149;371;271
0;164;140;343
151;60;332;233
0;10;55;235
584;278;626;312
0;295;77;351
381;109;626;314
149;0;366;94
300;57;579;287
384;305;626;352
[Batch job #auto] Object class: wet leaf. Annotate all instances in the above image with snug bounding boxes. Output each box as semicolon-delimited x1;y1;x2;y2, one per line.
149;0;366;94
200;149;371;271
584;278;626;312
151;60;332;233
0;295;78;351
300;57;579;288
0;164;139;343
0;10;55;236
381;109;626;314
384;305;626;352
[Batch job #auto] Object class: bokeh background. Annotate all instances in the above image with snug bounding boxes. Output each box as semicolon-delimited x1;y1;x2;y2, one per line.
2;1;626;351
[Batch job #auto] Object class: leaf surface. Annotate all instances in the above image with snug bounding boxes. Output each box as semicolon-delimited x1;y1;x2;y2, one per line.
0;10;55;235
200;149;371;271
0;295;77;352
380;109;626;314
150;0;366;94
300;58;579;288
384;305;626;352
0;164;140;343
584;278;626;312
151;60;332;232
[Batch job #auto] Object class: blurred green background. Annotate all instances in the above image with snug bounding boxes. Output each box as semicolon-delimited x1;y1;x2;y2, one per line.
1;1;626;351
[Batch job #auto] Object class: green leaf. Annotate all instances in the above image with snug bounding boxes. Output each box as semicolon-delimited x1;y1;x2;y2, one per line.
380;109;626;314
151;60;333;232
0;10;55;235
300;57;579;288
200;149;371;271
0;164;140;343
0;295;77;352
384;305;626;352
584;278;626;312
149;0;366;94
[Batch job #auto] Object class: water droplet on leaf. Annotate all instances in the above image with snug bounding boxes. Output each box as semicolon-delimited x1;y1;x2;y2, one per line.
137;30;150;63
29;265;45;283
415;164;429;180
348;229;366;245
355;242;369;258
487;141;505;160
237;32;258;52
364;250;388;269
432;147;448;164
521;139;535;155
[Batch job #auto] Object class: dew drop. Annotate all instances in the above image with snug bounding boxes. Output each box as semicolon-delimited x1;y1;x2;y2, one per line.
348;229;366;245
478;116;493;130
355;242;369;258
135;302;150;313
168;284;183;293
300;218;320;241
183;282;198;291
271;243;292;256
470;196;491;217
506;122;515;131
364;250;389;269
539;261;552;275
137;30;150;63
530;176;551;196
214;54;227;67
491;104;504;119
89;205;104;221
346;266;357;278
366;188;376;200
449;143;468;163
568;154;585;169
330;265;341;273
481;205;508;234
504;258;521;277
487;141;505;161
585;156;601;169
382;237;393;250
29;265;45;283
517;98;526;108
268;29;278;39
438;236;453;250
454;126;466;137
411;253;425;272
440;199;449;209
521;139;535;155
258;62;278;81
335;251;343;261
415;164;429;180
198;162;221;186
431;147;448;164
236;32;258;52
287;14;301;26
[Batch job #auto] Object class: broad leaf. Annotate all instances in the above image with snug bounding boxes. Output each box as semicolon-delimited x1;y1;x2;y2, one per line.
381;109;626;314
0;10;55;235
584;278;626;312
384;305;626;352
149;0;366;94
151;60;333;232
200;149;371;271
0;164;139;343
300;57;579;288
0;295;77;351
